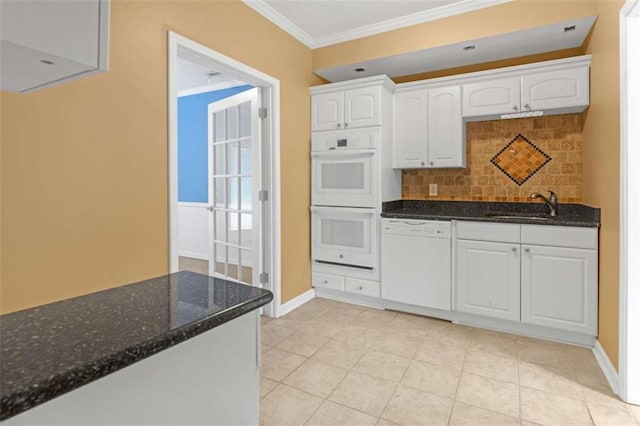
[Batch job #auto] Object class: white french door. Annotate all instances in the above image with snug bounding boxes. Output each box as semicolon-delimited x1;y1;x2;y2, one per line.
207;88;260;286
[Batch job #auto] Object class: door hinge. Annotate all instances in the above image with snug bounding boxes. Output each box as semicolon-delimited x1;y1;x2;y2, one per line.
260;272;269;284
258;107;267;119
259;190;268;202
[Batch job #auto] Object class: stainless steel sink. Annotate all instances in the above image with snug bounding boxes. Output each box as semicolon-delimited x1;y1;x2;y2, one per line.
484;213;555;221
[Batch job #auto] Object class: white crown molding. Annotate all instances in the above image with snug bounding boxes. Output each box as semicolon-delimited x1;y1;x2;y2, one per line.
242;0;314;47
243;0;513;49
313;0;514;48
177;80;249;98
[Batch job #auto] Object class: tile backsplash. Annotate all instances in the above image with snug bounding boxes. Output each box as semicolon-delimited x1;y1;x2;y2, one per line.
402;115;583;203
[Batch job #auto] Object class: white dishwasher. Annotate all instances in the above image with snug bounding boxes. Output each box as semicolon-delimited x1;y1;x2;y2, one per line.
381;219;452;311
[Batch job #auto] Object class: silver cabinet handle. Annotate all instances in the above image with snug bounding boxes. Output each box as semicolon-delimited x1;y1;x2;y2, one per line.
339;254;344;259
525;248;531;253
337;123;341;128
513;105;519;111
344;122;349;128
206;205;214;212
430;162;434;166
524;103;531;110
512;247;517;253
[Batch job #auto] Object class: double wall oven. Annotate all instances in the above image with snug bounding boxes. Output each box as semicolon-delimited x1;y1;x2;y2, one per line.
311;129;379;270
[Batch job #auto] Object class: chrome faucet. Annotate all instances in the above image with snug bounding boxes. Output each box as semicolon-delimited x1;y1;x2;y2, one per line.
530;190;558;217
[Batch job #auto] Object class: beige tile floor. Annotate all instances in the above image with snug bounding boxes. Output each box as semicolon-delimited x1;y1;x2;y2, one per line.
260;298;640;426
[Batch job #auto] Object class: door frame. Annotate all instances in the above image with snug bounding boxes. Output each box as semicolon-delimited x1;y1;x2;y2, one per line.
619;0;640;404
168;32;281;317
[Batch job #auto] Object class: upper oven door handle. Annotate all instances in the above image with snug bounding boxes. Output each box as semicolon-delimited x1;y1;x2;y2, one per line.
311;149;375;157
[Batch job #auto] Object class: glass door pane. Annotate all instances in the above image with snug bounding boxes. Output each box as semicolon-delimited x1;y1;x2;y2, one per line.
208;91;258;287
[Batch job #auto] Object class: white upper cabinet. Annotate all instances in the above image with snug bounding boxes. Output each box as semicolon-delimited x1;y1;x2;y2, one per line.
393;89;428;168
462;77;521;117
462;64;590;119
312;85;381;131
427;86;464;168
344;86;382;129
522;67;589;111
0;0;109;93
393;85;464;169
312;92;345;131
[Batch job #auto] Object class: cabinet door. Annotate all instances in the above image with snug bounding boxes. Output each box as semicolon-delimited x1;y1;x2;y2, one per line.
521;245;597;335
522;67;589;111
312;91;344;131
0;0;107;93
427;85;464;168
344;86;381;129
393;89;428;168
462;77;521;117
455;240;521;321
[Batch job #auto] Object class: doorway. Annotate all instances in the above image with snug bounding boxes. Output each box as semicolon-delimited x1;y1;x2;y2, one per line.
168;32;281;317
620;0;639;405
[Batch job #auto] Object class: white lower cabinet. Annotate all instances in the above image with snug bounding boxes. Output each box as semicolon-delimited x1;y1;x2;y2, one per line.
345;277;380;297
312;270;380;299
455;240;521;322
521;244;597;335
453;221;599;341
312;272;344;291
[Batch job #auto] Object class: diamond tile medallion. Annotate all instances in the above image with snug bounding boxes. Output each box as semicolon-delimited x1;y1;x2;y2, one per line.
490;133;552;186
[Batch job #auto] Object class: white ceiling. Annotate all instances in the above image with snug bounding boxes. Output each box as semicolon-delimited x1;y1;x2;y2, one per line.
315;15;597;82
243;0;513;48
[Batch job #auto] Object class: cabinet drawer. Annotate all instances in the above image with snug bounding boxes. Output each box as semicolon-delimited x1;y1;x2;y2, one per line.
345;278;380;297
521;225;597;249
312;273;344;291
455;221;521;243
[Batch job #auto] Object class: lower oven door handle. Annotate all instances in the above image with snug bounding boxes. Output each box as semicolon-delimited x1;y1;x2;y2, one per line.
311;149;375;157
310;206;376;215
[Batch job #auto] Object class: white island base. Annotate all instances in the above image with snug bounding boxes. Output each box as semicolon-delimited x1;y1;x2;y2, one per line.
4;312;260;426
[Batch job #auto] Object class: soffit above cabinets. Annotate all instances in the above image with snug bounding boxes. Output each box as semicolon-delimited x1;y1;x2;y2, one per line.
242;0;513;48
315;16;597;82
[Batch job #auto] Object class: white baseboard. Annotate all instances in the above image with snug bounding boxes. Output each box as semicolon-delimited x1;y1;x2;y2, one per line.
278;289;315;317
178;251;209;261
593;339;620;395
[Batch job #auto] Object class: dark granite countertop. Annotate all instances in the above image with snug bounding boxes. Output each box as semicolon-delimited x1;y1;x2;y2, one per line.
382;200;600;227
0;271;272;421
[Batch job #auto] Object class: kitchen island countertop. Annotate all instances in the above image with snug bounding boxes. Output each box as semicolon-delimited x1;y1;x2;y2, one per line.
0;271;272;421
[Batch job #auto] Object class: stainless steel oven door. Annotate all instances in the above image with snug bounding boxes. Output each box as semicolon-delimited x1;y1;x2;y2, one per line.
311;206;377;268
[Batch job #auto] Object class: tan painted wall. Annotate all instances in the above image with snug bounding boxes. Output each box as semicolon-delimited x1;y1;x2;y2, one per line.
582;0;624;369
0;0;320;313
